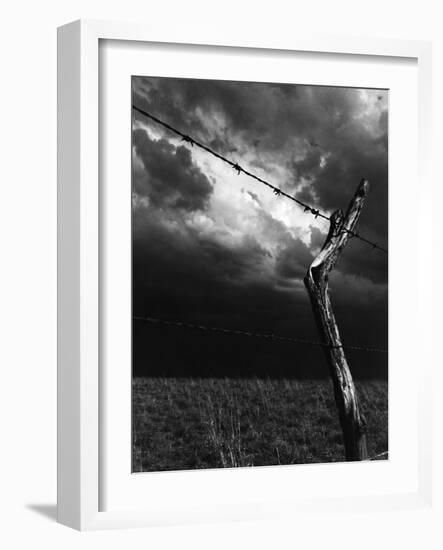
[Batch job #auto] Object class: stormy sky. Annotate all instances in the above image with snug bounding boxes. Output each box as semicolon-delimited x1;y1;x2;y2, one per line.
131;76;388;377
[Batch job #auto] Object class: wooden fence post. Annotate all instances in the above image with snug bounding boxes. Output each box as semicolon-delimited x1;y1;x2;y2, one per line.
304;178;369;461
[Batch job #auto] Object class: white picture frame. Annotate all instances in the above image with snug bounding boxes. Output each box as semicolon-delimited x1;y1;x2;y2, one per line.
57;19;433;531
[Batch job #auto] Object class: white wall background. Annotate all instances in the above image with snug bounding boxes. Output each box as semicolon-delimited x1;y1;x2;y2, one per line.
0;1;441;547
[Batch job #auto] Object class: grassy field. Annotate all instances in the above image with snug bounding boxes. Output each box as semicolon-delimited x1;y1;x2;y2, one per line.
132;377;388;472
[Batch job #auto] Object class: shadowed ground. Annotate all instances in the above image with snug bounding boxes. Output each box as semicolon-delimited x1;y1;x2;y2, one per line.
132;377;388;472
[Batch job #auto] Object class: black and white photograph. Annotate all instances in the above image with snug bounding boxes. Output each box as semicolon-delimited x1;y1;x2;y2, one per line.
131;76;388;472
2;0;439;542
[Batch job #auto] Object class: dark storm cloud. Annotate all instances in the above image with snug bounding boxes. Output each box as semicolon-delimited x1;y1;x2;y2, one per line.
133;77;319;155
290;126;388;239
133;128;213;212
334;238;388;285
133;76;387;243
275;239;314;280
131;76;388;373
132;211;299;331
133;77;379;156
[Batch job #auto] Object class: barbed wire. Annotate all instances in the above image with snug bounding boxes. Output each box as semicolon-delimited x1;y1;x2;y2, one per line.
133;315;388;354
132;105;388;254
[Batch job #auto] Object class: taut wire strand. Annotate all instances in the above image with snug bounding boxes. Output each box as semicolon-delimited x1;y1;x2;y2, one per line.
133;315;389;354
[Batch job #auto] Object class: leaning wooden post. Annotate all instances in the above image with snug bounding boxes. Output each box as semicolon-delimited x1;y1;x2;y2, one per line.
304;178;369;461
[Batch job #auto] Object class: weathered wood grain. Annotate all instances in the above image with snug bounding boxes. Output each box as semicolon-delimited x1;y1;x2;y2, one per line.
304;178;369;461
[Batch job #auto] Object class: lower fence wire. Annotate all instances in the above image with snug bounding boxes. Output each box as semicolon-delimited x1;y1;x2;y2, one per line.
133;315;388;354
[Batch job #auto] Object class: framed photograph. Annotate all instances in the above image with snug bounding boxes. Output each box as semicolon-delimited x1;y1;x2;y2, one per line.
57;19;433;530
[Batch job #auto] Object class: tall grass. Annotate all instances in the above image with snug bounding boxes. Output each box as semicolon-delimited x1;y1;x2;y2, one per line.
132;377;388;472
